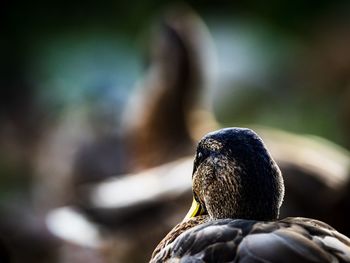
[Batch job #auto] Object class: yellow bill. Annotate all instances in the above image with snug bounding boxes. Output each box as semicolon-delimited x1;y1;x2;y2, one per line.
184;198;206;220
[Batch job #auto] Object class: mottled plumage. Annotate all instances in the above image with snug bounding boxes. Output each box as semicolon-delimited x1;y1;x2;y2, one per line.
150;127;350;263
192;128;284;221
152;217;350;263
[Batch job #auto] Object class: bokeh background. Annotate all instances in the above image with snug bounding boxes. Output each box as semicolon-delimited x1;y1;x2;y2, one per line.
2;0;350;262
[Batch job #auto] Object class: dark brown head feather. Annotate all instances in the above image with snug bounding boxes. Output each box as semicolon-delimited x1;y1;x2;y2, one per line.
192;127;284;220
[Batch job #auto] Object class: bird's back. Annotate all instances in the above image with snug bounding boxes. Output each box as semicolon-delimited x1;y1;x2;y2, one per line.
151;217;350;263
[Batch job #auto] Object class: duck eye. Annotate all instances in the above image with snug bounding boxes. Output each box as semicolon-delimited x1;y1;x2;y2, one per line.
193;192;200;202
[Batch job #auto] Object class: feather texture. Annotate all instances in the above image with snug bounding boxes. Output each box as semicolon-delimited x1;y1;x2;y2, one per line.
152;217;350;263
150;128;350;263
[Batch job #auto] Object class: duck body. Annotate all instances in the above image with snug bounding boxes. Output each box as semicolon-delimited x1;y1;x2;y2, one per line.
150;128;350;263
152;216;350;263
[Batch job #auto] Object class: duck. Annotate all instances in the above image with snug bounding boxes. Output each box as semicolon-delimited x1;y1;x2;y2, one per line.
47;6;215;263
150;127;350;263
46;6;350;263
121;4;216;172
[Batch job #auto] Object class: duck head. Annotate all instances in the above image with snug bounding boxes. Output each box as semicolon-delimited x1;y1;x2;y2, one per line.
185;127;284;221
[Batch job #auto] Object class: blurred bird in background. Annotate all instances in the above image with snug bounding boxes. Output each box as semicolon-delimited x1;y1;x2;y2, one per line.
48;4;350;263
2;1;350;263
